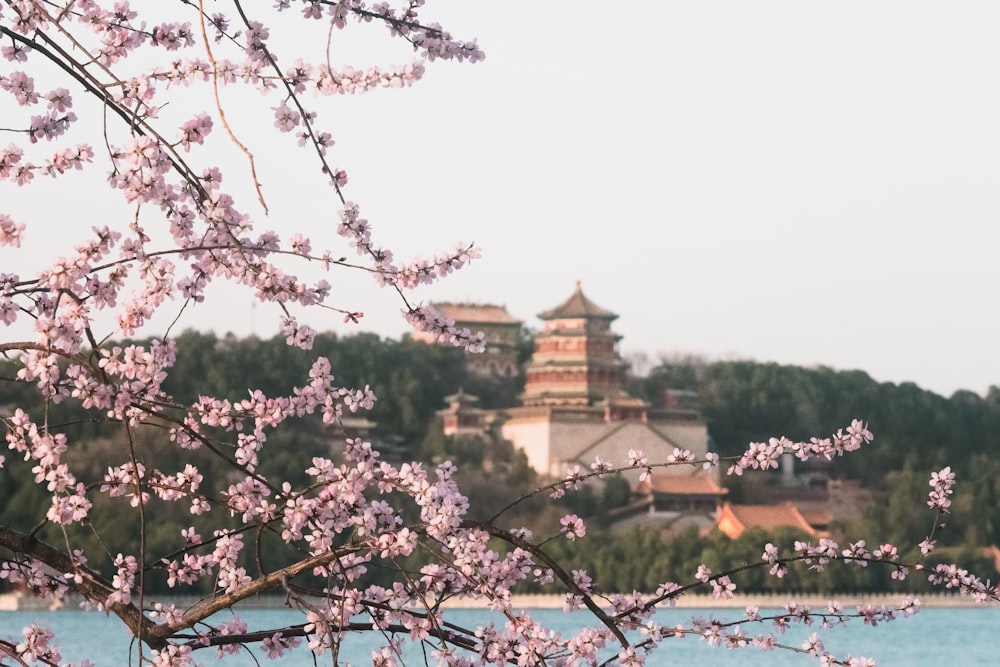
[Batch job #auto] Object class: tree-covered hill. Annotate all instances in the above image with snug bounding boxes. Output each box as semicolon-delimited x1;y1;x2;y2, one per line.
4;333;999;593
631;358;1000;549
0;330;529;594
632;358;1000;482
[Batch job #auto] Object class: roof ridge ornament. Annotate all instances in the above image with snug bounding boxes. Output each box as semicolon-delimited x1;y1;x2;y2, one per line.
538;283;618;321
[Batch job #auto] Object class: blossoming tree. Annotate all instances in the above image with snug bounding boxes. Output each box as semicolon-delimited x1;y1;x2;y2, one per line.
0;2;995;666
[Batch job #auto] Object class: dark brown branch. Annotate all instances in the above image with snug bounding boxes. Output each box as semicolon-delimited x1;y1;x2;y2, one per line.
0;525;160;649
179;620;480;654
145;543;366;644
0;25;207;200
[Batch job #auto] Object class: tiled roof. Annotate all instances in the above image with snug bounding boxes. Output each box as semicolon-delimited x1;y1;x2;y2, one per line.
718;502;817;538
444;388;480;404
432;302;523;325
798;507;833;527
538;282;617;320
646;475;727;496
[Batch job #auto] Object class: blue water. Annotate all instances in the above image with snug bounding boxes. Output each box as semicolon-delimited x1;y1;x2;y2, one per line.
1;606;997;666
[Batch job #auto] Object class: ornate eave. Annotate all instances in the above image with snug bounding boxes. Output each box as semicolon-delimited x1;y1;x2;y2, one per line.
538;281;617;321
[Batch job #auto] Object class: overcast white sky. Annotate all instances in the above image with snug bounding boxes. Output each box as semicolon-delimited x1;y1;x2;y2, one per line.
5;1;1000;398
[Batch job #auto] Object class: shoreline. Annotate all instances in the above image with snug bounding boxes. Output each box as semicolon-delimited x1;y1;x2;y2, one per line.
443;592;989;610
1;591;991;612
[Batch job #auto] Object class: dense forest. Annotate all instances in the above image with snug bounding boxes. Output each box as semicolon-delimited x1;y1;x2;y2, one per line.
630;358;1000;542
631;358;1000;479
2;331;998;594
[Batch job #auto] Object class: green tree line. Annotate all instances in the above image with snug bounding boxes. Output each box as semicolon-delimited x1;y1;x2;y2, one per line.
632;359;1000;479
0;330;531;594
630;358;1000;552
3;333;999;594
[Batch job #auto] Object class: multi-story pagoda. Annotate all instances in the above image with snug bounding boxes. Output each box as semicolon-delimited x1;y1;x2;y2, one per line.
500;283;712;482
522;282;629;407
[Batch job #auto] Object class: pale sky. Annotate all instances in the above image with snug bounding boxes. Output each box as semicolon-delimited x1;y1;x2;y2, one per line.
5;2;1000;398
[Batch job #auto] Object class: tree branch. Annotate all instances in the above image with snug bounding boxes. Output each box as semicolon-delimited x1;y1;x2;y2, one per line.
0;525;159;649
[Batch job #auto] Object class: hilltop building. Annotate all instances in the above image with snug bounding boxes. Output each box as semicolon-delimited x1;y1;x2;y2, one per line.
438;388;494;437
426;284;870;538
499;284;715;488
415;302;522;378
521;281;629;407
421;285;890;541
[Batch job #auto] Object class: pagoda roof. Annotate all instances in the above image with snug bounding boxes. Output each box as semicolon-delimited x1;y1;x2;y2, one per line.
539;282;617;321
432;302;522;325
444;388;479;405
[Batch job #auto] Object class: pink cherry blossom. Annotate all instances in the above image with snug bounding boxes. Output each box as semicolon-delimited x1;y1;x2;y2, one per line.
560;514;586;541
0;5;993;667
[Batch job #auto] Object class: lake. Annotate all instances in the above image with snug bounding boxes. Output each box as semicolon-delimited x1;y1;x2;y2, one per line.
2;605;998;666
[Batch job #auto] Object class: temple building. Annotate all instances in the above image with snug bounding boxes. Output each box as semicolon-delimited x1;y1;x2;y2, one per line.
426;285;876;539
500;284;715;487
607;474;728;534
522;281;629;407
642;475;728;515
438;388;493;437
414;302;522;378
